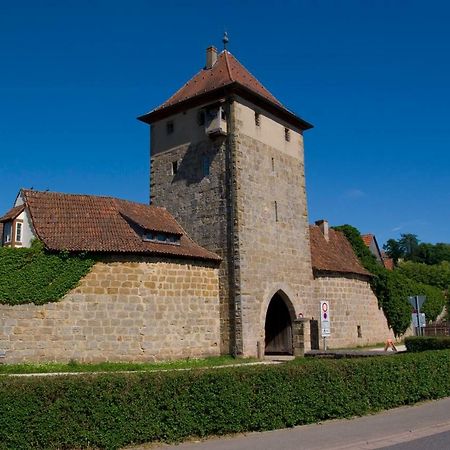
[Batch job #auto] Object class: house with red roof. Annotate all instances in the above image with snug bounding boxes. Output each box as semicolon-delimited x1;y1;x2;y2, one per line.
0;42;393;363
361;233;394;270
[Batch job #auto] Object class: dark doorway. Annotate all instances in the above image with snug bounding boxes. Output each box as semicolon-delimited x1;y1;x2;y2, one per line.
264;293;293;355
310;319;319;350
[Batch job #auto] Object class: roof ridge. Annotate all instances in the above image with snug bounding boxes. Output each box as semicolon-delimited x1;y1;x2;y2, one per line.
223;50;234;82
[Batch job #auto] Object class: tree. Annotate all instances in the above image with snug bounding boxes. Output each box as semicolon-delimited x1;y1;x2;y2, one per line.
399;233;420;260
383;239;403;265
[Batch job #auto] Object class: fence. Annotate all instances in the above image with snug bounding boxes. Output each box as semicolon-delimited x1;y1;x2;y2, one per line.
424;322;450;336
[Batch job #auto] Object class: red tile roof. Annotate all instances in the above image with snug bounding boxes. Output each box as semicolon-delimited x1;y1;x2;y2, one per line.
139;50;312;130
361;234;374;247
0;205;25;222
155;50;284;111
19;190;220;262
310;225;371;277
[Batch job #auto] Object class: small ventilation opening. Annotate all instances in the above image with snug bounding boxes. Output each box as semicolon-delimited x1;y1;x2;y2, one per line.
171;161;178;175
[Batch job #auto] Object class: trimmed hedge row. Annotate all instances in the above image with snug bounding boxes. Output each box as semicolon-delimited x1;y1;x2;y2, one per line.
1;351;450;450
405;336;450;352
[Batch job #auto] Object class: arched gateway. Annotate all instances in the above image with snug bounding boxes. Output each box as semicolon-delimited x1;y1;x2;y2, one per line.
264;292;294;355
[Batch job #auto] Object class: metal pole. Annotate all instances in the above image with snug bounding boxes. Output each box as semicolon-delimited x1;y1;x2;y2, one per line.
415;295;423;336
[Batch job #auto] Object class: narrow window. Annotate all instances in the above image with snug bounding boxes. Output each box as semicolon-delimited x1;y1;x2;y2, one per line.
166;121;174;134
197;110;205;126
15;222;22;243
271;157;275;172
274;201;278;222
171;161;178;175
3;222;11;243
255;112;261;126
202;155;210;176
284;127;290;142
357;325;362;338
221;107;226;120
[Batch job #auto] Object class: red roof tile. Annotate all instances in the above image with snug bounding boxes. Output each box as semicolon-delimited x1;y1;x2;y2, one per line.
155;51;284;111
361;234;374;247
139;50;312;130
0;205;25;222
20;190;220;262
310;225;371;277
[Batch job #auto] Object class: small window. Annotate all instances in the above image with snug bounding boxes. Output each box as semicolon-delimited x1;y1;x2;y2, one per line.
171;161;178;175
15;222;22;243
221;107;226;120
274;201;278;222
357;325;362;338
166;121;174;134
202;155;210;177
284;127;290;142
255;112;261;127
3;222;11;243
271;157;275;172
197;110;205;126
156;233;166;242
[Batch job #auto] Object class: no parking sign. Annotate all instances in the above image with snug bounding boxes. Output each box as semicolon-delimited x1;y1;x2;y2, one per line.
320;300;331;337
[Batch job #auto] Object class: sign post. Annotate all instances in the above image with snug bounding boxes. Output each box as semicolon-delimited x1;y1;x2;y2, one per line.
320;300;331;350
408;296;426;336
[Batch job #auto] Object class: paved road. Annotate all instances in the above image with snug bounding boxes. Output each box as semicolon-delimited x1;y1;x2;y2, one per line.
131;397;450;450
381;430;450;449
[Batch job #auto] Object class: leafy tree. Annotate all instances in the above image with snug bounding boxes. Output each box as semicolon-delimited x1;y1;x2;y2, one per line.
399;233;420;260
383;239;404;265
334;225;446;335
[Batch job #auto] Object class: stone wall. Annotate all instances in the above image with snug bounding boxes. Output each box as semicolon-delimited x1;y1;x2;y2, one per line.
312;273;394;349
0;256;220;363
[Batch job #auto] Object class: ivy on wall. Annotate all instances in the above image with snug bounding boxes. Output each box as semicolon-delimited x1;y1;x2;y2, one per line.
333;225;446;336
0;241;95;305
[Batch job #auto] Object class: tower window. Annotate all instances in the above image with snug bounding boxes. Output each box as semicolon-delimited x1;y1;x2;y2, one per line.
284;128;290;142
202;155;210;176
221;108;226;120
255;112;261;127
197;110;205;126
171;161;178;175
166;121;174;134
274;201;278;222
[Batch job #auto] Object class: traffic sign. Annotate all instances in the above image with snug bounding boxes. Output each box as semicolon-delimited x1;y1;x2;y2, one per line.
408;296;426;309
320;301;331;337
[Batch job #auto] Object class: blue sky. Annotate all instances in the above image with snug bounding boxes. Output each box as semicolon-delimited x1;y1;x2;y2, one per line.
0;1;449;245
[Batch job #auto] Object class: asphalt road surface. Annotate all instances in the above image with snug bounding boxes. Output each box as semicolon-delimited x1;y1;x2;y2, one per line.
381;430;450;449
131;397;450;450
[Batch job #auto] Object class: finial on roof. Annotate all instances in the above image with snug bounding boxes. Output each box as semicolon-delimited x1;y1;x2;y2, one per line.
222;31;229;50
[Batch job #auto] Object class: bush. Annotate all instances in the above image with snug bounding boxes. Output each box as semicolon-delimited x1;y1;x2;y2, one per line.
0;245;94;305
1;351;450;449
405;336;450;352
333;225;446;335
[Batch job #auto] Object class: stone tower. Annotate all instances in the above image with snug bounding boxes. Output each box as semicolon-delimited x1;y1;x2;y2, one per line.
139;46;314;357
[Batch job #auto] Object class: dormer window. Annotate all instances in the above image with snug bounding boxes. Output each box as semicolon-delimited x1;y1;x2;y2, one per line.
143;231;180;245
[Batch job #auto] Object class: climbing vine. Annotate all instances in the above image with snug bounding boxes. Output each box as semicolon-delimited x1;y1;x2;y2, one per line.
0;241;95;305
333;225;446;336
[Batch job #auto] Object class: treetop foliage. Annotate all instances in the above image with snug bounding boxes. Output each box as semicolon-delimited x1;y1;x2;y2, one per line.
383;233;450;265
333;225;446;335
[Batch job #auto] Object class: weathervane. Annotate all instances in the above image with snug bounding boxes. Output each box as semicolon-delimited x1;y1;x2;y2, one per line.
222;31;229;50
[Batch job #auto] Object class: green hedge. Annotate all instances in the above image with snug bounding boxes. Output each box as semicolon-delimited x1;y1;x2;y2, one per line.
1;351;450;450
405;336;450;352
0;243;95;305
